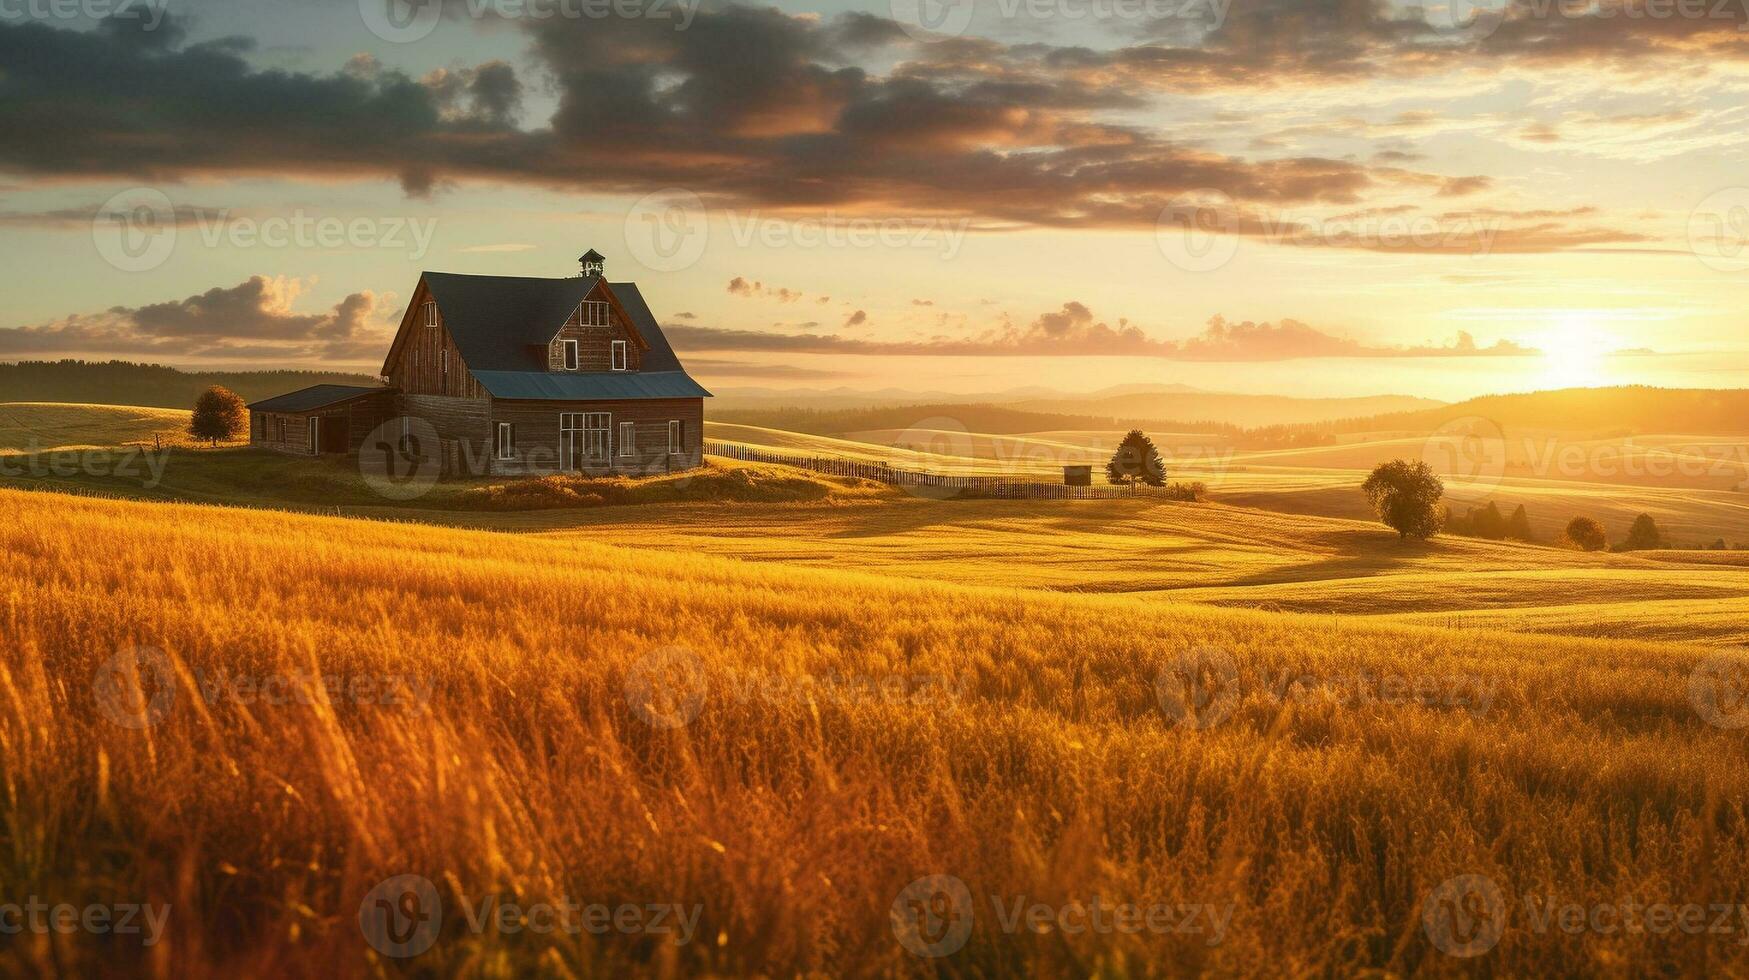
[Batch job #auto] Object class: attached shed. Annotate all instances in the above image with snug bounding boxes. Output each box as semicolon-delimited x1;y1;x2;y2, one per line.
248;385;398;456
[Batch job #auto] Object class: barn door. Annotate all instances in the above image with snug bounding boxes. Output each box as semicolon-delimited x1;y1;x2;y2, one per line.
306;417;319;456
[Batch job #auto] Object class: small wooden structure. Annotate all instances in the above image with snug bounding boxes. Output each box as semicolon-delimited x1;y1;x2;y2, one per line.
1063;465;1093;487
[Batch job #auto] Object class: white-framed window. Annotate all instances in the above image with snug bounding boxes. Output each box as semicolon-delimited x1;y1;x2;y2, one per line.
618;421;635;456
496;422;515;461
562;339;579;371
276;417;287;443
307;418;320;457
585;413;611;460
611;340;628;371
424;301;438;327
668;419;683;454
578;301;609;327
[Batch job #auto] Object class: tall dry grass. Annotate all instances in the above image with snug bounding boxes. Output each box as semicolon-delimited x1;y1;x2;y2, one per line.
2;487;1747;977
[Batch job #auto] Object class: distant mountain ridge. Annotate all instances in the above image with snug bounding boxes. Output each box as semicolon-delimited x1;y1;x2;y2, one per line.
1331;386;1749;436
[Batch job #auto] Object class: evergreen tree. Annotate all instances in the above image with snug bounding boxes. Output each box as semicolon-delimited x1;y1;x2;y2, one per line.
1106;430;1167;488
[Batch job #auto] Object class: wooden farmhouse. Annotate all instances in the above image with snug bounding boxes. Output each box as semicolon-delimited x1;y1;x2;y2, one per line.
247;251;711;476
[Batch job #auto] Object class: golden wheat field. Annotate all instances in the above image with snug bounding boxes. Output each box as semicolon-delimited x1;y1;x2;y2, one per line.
6;402;1749;976
6;485;1749;977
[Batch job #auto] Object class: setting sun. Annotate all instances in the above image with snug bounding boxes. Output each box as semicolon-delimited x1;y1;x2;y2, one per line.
1537;314;1610;389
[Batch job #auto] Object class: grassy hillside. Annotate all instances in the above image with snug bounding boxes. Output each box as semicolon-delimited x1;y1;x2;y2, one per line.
0;359;379;409
7;487;1749;975
0;401;198;451
1012;391;1443;427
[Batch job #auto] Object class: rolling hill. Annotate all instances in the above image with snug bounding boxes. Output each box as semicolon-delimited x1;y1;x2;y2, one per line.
7;487;1749;975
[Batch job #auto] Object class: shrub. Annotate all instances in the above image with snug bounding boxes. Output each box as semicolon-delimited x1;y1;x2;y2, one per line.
1162;481;1207;502
1563;516;1608;552
1361;459;1445;540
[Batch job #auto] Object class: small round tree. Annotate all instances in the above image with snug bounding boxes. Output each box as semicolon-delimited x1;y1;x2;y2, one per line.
1563;516;1608;552
1106;430;1167;488
1361;459;1445;540
1621;513;1664;551
189;385;246;446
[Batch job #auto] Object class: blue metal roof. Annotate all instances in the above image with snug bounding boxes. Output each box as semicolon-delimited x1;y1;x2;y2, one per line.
472;370;712;401
246;384;391;413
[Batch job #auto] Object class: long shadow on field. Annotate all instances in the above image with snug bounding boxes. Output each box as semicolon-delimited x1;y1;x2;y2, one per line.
1217;529;1436;587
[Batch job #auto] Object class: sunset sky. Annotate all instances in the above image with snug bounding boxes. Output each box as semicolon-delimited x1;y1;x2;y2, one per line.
2;0;1747;399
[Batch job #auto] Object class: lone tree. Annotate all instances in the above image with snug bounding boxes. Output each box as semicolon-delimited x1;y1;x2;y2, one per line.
1564;516;1608;552
1106;430;1167;488
189;385;246;446
1361;459;1445;540
1621;513;1664;551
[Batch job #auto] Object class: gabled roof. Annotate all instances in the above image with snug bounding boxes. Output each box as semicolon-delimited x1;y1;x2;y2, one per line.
247;384;390;413
380;271;709;400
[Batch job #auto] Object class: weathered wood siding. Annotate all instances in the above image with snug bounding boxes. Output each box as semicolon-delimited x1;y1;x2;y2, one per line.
401;393;492;475
384;280;487;399
486;397;704;477
545;284;643;373
249;391;397;456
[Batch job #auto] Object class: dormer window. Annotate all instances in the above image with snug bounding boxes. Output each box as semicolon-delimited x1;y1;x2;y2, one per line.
611;340;628;371
562;339;579;371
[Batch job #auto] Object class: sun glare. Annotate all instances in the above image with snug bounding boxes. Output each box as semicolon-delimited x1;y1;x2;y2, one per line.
1537;314;1609;389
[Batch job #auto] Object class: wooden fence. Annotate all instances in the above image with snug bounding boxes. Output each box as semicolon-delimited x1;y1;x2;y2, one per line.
703;441;1160;500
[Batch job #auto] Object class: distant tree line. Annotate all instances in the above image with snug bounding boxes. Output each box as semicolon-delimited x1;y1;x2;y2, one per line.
0;359;378;409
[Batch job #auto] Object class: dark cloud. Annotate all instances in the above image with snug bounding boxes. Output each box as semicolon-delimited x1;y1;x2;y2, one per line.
0;277;387;359
844;309;869;327
0;12;1505;241
728;277;802;301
